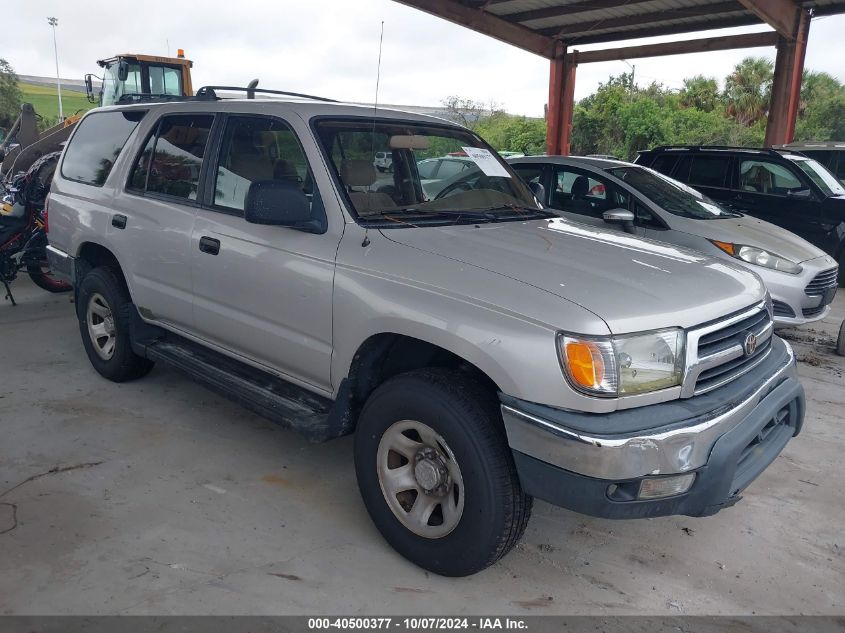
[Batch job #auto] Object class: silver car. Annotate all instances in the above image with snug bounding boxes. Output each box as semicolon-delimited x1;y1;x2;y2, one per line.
510;156;838;327
46;96;804;576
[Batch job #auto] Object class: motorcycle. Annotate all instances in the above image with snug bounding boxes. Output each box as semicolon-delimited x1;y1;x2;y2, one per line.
1;151;72;305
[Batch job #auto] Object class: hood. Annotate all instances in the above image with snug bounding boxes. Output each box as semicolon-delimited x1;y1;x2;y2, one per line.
382;218;765;334
671;213;827;264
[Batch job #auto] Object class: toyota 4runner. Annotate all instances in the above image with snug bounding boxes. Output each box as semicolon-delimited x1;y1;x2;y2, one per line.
45;88;805;576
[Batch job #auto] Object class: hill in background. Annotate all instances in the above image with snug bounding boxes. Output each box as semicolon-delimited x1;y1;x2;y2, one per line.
18;82;94;124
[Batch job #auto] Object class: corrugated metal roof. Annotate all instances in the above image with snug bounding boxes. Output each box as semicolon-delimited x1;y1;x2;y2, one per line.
426;0;845;47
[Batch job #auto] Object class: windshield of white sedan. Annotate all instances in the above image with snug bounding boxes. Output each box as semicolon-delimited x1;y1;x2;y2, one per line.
314;120;546;225
607;166;733;220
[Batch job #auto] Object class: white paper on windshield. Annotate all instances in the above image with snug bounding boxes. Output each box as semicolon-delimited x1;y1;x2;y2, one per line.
461;147;511;178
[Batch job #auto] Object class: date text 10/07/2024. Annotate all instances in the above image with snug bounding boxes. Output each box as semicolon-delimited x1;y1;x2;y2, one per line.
308;618;529;630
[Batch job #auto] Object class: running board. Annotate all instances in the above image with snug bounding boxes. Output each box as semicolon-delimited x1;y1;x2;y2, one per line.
129;313;346;442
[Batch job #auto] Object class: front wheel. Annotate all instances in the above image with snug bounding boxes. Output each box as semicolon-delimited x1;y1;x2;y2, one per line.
77;267;154;382
27;262;72;293
354;368;532;576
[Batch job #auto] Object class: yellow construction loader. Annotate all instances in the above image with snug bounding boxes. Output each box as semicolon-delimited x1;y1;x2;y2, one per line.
0;51;193;178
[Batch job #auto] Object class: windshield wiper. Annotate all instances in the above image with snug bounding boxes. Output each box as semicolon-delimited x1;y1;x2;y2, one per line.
383;208;499;222
473;204;555;219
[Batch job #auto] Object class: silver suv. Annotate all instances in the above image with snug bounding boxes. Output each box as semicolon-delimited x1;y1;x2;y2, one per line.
46;89;805;576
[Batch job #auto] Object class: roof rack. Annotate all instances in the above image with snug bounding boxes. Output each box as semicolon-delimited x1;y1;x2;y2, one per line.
195;84;337;103
648;145;790;157
116;92;217;105
776;141;845;149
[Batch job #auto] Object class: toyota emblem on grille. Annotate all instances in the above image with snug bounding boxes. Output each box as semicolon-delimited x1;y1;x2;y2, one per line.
743;332;758;357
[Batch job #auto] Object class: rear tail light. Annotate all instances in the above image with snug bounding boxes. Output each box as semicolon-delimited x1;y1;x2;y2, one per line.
43;195;50;233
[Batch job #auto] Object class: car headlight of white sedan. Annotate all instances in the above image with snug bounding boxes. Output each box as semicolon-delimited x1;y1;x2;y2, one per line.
710;240;802;274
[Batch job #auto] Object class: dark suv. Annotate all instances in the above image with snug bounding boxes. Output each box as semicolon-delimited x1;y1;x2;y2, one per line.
636;145;845;285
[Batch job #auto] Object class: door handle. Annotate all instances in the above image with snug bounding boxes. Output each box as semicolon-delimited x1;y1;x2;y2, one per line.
198;236;220;255
112;214;127;229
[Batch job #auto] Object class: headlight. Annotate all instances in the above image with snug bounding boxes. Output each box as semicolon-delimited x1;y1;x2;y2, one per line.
710;240;802;274
558;329;685;397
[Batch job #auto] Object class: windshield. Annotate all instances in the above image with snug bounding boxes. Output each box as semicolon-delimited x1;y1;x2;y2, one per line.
313;119;547;226
101;61;182;107
783;154;845;196
606;166;733;220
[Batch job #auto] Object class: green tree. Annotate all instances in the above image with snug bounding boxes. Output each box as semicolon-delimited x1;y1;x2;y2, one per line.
440;96;495;131
724;57;773;126
475;113;546;155
680;75;720;112
0;58;23;132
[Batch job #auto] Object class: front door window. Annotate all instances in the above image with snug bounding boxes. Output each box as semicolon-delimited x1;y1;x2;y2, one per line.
550;168;622;219
738;159;805;195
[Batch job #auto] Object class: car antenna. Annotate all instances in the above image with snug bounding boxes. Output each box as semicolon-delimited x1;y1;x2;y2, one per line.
363;19;385;248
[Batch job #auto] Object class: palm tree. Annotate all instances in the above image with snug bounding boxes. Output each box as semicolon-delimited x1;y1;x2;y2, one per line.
680;75;720;112
724;57;773;126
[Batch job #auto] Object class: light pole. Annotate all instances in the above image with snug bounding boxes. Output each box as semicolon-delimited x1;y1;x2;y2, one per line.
47;16;63;121
621;59;636;99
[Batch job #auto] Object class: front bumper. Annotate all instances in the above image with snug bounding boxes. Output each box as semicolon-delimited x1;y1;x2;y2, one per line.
501;337;804;518
759;259;838;327
45;244;74;284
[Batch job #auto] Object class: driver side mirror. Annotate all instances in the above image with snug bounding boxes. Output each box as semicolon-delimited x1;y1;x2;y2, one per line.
244;180;319;232
602;208;636;234
117;61;129;82
84;74;97;103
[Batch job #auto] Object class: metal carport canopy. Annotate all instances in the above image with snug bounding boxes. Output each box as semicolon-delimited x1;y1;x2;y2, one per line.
394;0;845;154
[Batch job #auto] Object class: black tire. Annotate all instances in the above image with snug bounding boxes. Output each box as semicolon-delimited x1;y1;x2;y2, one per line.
354;368;532;576
26;263;72;293
76;266;154;382
837;319;845;357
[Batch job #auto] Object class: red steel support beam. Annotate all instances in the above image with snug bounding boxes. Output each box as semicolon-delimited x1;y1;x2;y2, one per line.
765;8;811;146
566;31;779;64
547;55;565;155
737;0;801;38
547;47;577;156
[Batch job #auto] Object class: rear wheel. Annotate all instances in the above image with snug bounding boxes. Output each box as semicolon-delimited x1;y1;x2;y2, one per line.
354;368;532;576
27;262;72;293
77;267;154;382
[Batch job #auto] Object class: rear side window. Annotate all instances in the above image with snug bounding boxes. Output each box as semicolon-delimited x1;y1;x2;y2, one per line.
61;110;145;186
129;114;214;201
688;156;730;188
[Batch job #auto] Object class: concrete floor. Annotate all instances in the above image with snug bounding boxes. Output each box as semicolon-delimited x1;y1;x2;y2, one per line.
0;277;843;615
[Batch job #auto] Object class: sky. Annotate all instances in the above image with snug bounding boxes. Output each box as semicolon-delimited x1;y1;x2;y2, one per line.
6;0;845;117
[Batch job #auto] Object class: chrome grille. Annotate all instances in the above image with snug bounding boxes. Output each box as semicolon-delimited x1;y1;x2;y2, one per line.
805;267;838;296
681;303;774;398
